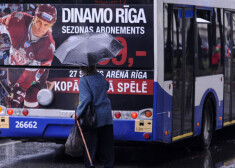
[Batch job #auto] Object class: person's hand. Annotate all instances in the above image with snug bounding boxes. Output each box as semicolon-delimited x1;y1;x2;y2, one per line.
6;87;25;108
72;114;79;120
46;81;55;90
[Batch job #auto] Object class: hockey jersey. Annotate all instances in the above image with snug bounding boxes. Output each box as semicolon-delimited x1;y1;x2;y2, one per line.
0;11;55;91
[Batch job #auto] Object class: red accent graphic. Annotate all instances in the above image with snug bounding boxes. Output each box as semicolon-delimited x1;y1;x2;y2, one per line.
136;51;146;56
107;78;153;95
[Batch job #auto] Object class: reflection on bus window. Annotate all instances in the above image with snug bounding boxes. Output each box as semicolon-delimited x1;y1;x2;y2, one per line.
197;9;212;76
164;4;173;80
198;23;210;75
184;13;194;132
172;8;183;135
224;12;232;79
211;8;223;75
197;9;223;76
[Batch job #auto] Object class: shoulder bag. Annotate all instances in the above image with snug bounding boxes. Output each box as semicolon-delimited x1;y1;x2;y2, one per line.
79;76;96;130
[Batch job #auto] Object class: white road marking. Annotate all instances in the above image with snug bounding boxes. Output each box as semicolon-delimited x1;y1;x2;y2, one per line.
0;141;21;147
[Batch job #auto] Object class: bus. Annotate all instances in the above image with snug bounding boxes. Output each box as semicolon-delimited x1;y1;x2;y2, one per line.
0;0;233;149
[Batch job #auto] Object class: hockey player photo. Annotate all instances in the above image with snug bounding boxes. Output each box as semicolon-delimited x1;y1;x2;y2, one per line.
0;4;57;108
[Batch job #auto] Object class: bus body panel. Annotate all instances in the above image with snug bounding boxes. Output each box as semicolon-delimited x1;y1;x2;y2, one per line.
154;0;173;143
0;67;154;142
0;2;155;143
0;117;74;138
0;116;154;141
194;75;224;136
155;82;172;143
113;119;153;141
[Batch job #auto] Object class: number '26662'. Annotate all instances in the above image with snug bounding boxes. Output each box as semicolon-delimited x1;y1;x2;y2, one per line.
15;121;37;129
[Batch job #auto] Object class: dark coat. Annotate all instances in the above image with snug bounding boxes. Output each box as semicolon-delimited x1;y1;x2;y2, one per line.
76;72;113;127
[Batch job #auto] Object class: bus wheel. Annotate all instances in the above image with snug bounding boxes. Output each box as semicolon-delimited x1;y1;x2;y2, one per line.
200;99;214;150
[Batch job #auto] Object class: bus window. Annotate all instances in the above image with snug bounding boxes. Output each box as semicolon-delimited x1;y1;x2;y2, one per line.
172;8;183;136
184;10;194;133
197;10;212;76
232;14;235;120
211;8;223;75
164;4;173;81
171;7;194;137
224;11;232;122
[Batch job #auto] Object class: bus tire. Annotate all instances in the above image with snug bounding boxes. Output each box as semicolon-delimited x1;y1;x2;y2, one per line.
200;99;214;150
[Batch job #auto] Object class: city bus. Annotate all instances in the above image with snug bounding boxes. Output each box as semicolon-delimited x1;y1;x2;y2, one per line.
0;0;234;149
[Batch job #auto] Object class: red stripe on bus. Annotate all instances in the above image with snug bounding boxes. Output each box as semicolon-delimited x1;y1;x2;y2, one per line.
50;78;153;95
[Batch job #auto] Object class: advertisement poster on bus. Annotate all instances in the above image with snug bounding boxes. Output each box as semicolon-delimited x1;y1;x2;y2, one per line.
0;3;153;110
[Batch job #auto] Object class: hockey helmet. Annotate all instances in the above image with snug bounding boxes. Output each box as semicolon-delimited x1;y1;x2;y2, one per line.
35;4;57;24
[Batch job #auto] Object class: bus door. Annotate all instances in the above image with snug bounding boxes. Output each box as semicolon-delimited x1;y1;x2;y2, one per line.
224;11;235;123
172;7;194;138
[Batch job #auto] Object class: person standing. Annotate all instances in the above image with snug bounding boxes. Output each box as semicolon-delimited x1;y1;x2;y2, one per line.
0;4;57;108
75;65;114;168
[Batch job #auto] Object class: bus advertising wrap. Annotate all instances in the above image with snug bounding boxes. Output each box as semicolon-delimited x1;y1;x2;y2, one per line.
0;3;153;110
